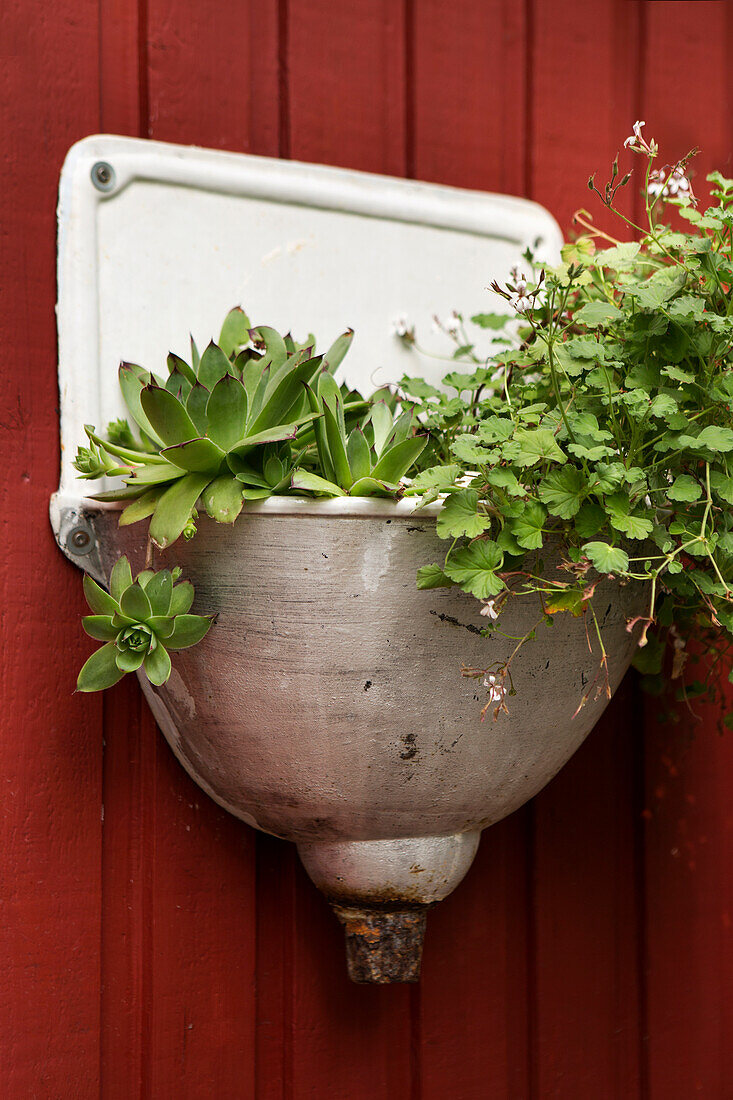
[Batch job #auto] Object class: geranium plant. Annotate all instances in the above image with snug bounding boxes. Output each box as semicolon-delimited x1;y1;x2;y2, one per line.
401;125;733;719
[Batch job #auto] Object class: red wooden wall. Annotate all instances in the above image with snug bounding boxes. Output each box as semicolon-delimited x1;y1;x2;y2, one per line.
2;1;733;1096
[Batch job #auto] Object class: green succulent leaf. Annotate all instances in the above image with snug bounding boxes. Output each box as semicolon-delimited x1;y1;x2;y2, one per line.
349;477;399;496
81;615;119;641
77;642;126;692
250;355;323;436
110;557;134;601
371;436;427;483
169;581;195;616
346;427;372;482
148;616;175;639
250;326;288;370
140;384;199;446
202;475;245;523
125;461;187;487
186;382;211;435
219;307;252;358
119;487;166;527
323;328;354;372
145;571;173;616
322;399;353;489
165;614;215;650
160;437;226;473
167;351;197;387
144;643;172;685
119;363;164;446
119;582;153;623
83;575;119;615
115;647;146;673
368;403;395;458
149;473;213;549
291;470;346;497
206;375;248;450
197;342;232;390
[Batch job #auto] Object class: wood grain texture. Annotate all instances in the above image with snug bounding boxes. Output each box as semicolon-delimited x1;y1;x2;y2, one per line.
3;1;733;1096
409;5;532;1094
531;686;644;1098
641;6;733;1096
0;1;103;1096
410;0;528;194
526;5;645;1094
267;6;415;1095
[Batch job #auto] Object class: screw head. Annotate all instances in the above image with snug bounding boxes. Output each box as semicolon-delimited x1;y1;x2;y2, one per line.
67;526;94;554
91;161;116;193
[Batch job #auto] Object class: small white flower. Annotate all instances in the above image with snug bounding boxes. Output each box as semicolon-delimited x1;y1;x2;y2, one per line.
432;311;462;338
391;314;410;338
624;120;646;149
482;673;506;703
648;165;693;203
624;120;658;157
480;600;499;620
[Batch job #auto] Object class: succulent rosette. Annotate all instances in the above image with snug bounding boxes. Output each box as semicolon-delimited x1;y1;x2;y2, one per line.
77;556;214;692
74;309;355;548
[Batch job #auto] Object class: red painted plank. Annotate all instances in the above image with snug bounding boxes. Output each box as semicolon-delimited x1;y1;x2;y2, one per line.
286;0;406;175
640;6;733;1096
531;688;643;1098
527;5;645;1094
94;2;282;1094
146;0;279;151
419;821;531;1100
643;702;733;1099
411;0;528;194
409;5;532;1095
529;0;642;235
269;4;415;1095
0;1;104;1095
100;0;145;135
640;2;731;208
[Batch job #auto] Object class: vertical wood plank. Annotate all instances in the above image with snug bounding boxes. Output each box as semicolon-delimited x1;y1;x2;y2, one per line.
286;0;406;175
418;821;532;1099
99;0;145;135
528;3;644;1094
96;2;283;1094
531;688;644;1098
411;0;528;194
529;0;642;234
146;0;280;150
0;1;103;1095
643;703;733;1099
640;6;733;1096
265;4;415;1095
409;3;532;1095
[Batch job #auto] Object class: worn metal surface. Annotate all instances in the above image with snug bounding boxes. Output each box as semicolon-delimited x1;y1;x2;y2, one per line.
88;503;647;980
334;905;428;984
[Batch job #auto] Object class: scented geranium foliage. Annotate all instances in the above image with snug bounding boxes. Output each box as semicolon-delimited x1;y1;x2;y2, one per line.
401;128;733;719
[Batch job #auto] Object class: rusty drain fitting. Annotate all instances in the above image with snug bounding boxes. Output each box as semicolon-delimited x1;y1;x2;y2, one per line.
332;904;428;984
